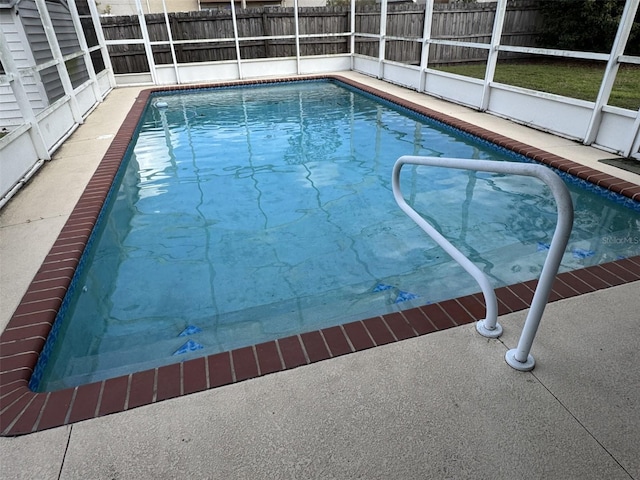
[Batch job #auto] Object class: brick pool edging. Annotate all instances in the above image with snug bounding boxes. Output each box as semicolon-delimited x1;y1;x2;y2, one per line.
1;75;639;436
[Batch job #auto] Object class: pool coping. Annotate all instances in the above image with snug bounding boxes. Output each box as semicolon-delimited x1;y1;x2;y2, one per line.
1;74;639;436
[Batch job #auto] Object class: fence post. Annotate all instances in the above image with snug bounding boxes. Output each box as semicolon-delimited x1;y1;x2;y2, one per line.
350;0;355;69
419;0;433;92
87;0;116;88
229;0;243;79
584;0;639;146
134;0;158;84
378;0;388;79
294;0;301;74
480;0;507;111
161;0;181;84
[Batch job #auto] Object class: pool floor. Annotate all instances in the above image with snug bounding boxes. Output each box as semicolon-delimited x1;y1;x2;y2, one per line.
1;75;639;436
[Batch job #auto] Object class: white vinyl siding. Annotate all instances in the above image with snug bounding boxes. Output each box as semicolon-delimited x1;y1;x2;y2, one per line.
0;9;47;126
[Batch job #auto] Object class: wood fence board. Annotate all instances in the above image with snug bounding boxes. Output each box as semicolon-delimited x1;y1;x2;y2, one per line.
102;1;540;73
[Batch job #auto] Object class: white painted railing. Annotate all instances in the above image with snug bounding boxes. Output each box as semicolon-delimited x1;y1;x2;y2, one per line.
392;156;574;371
354;0;640;159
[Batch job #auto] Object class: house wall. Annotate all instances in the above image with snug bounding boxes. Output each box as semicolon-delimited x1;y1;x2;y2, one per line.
0;8;47;127
102;0;198;15
282;0;325;7
102;0;325;16
0;0;114;204
17;0;90;102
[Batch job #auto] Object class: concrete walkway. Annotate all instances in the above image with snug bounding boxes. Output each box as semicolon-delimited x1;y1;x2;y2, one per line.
1;73;639;479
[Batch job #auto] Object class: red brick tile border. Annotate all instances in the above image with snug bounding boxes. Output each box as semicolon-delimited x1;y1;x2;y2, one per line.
1;75;639;436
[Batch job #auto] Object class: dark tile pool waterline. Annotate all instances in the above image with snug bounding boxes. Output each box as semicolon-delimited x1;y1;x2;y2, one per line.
1;75;640;436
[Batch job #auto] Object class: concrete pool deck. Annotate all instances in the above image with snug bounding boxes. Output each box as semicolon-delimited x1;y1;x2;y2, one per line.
1;72;639;478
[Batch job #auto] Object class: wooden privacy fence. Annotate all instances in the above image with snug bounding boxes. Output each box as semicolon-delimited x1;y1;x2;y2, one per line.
355;1;541;65
102;1;540;74
103;6;351;72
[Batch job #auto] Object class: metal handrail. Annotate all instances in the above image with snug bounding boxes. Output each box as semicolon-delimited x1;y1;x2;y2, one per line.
392;156;574;371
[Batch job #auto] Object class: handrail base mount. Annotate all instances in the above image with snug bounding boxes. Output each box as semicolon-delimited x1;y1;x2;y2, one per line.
505;349;535;371
476;320;503;338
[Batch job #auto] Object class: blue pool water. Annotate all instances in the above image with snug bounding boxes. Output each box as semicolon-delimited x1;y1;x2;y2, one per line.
34;80;640;391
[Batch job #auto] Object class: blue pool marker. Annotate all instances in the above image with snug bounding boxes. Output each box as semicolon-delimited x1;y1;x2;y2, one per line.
373;283;394;292
178;325;202;337
572;248;595;259
537;242;550;251
395;291;418;304
173;339;204;355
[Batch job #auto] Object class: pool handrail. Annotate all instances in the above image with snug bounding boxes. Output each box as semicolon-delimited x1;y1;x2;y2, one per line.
392;156;574;371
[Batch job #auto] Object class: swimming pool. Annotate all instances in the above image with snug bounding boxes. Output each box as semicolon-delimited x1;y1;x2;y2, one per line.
29;78;640;391
0;76;640;434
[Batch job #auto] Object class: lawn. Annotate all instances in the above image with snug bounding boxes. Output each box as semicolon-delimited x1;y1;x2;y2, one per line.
432;59;640;111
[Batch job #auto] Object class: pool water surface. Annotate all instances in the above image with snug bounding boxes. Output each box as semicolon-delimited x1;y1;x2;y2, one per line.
31;79;640;392
2;75;640;435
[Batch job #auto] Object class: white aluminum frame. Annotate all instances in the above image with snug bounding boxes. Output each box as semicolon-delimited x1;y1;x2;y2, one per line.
102;0;639;157
0;0;114;206
104;0;352;85
3;0;639;206
352;0;640;159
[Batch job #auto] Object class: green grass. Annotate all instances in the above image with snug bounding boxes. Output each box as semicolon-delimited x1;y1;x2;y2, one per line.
433;60;640;111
